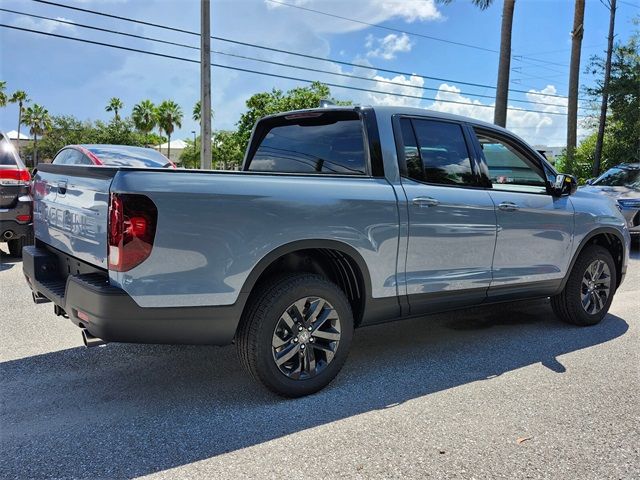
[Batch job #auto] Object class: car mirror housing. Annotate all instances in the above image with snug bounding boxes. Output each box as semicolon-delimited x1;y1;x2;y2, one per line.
552;174;578;197
586;178;595;185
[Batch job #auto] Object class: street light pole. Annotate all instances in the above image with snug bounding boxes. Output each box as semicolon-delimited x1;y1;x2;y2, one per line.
200;0;212;170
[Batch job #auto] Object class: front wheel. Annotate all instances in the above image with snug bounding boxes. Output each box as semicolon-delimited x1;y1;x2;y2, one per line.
236;274;353;397
551;245;616;326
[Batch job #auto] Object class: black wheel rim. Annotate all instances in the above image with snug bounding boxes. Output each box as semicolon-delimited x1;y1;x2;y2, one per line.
580;259;611;315
271;296;341;380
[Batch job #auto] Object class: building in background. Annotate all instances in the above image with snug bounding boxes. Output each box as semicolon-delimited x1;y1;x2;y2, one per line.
156;139;188;163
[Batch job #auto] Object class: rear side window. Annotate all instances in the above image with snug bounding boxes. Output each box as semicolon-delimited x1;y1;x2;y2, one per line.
400;118;475;186
247;113;366;175
87;146;169;168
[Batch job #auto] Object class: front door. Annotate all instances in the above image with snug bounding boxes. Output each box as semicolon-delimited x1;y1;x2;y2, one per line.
471;128;574;299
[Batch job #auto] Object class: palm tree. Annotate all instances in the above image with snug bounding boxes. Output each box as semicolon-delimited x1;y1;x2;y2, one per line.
9;90;30;156
22;104;52;166
566;0;586;171
0;81;7;107
438;1;514;127
193;100;201;123
156;100;183;159
105;97;124;121
132;99;157;138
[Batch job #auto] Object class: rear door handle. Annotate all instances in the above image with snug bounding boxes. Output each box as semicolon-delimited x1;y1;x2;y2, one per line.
412;196;439;208
498;201;519;212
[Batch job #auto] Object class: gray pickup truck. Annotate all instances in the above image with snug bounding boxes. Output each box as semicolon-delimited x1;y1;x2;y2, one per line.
23;106;630;397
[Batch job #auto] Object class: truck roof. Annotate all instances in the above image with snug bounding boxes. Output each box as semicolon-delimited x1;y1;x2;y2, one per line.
261;105;509;134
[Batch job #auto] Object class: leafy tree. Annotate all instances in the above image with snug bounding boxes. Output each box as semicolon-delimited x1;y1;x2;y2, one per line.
156;100;183;159
33;115;96;160
9;90;30;156
105;97;124;121
0;81;7;107
193;100;201;123
213;130;244;169
235;82;348;153
22;104;52;166
179;136;204;169
132;100;157;139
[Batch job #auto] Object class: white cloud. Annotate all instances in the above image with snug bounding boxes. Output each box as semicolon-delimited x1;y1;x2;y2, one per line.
366;33;414;60
12;16;76;34
366;74;425;107
264;0;442;33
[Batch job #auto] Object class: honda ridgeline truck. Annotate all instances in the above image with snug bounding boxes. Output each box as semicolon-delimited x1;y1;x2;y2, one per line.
23;106;631;397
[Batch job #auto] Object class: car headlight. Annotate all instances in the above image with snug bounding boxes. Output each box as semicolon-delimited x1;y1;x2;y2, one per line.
617;199;640;209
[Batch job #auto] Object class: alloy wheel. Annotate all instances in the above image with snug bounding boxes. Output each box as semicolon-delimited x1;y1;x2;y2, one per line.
580;259;611;315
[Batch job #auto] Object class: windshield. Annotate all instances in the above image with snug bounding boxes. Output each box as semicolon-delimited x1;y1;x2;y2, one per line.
592;167;640;189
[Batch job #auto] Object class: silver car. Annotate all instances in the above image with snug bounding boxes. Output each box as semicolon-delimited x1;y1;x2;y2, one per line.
583;163;640;235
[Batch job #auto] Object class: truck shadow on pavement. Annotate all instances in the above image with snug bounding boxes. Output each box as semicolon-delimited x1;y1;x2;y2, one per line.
0;299;629;479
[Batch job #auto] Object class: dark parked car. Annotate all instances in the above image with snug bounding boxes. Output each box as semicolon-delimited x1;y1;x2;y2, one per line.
0;132;33;257
51;144;176;168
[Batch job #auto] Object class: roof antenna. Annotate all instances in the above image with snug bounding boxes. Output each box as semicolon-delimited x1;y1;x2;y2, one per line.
319;99;335;108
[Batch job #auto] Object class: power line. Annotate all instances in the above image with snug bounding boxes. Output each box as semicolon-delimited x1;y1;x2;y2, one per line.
32;0;577;101
265;0;498;53
1;8;580;110
1;23;593;118
265;0;569;68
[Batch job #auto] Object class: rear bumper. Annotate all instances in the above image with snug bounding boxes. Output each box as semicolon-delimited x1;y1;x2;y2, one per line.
0;219;32;241
22;245;242;345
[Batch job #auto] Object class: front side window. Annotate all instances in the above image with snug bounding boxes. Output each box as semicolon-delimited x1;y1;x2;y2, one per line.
400;118;475;186
248;114;366;175
475;131;548;194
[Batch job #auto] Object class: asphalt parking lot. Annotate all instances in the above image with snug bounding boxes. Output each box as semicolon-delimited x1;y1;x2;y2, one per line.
1;243;638;480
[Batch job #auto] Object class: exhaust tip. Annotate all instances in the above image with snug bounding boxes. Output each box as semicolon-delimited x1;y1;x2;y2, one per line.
3;230;14;240
81;328;107;348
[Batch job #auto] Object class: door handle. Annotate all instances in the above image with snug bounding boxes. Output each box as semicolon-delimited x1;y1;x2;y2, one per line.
412;196;439;208
57;180;67;196
498;201;519;212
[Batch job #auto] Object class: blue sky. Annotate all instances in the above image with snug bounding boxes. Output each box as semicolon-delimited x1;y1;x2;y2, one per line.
1;0;638;147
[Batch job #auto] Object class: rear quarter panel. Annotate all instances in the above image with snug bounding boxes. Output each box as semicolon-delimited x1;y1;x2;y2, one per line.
110;171;400;308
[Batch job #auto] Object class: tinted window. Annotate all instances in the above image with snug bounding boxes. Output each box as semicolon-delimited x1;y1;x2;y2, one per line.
475;131;547;194
248;117;366;175
87;146;170;168
0;141;18;166
593;167;640;188
404;119;474;186
52;149;72;165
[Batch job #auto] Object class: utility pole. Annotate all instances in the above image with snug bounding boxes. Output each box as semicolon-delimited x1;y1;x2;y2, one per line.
593;0;616;178
200;0;212;170
566;0;585;171
494;0;516;127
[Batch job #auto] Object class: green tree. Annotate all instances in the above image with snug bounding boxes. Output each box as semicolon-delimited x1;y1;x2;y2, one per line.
0;81;7;107
156;100;183;159
193;100;201;123
235;82;348;153
22;104;52;166
105;97;124;121
213;130;244;170
179;136;204;169
32;115;96;160
8;90;30;156
132;100;157;138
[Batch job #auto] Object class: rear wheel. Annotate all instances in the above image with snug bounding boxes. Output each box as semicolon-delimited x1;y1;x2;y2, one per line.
7;230;33;258
236;274;353;397
551;245;616;326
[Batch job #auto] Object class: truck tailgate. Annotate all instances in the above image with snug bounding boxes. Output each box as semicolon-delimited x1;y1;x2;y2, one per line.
33;165;115;268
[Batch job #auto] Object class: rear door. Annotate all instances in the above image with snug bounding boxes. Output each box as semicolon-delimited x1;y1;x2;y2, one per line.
395;117;497;313
470;128;574;298
33;164;114;268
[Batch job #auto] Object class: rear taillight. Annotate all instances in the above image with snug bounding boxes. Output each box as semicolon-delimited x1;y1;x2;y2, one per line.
16;214;31;222
108;193;157;272
0;169;31;182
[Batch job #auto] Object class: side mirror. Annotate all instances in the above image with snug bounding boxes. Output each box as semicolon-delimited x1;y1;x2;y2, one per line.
586;178;595;185
551;174;578;197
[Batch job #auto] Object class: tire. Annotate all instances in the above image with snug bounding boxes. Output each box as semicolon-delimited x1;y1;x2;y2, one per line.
236;274;354;397
7;230;33;258
551;245;616;326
